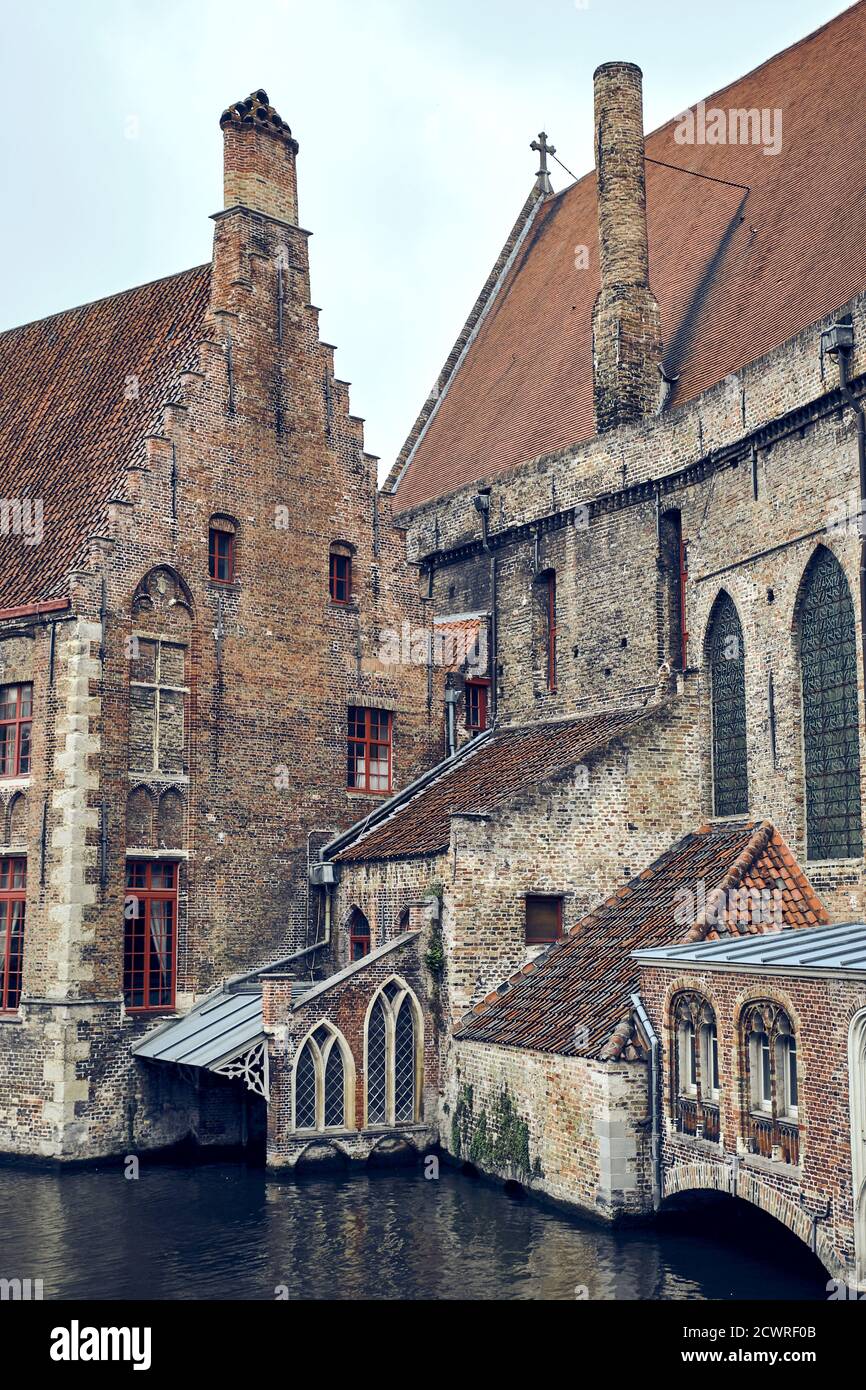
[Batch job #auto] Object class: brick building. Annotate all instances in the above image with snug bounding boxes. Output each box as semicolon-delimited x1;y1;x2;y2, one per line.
0;88;440;1160
3;0;866;1290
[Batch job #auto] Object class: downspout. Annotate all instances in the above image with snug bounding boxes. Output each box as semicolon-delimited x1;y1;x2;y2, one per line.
490;554;498;725
444;687;458;757
826;323;866;706
630;992;661;1211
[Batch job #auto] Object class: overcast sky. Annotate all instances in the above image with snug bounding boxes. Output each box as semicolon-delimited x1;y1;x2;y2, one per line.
0;0;848;475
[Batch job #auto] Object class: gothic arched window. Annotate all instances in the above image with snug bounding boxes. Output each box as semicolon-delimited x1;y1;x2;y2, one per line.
292;1023;353;1132
708;594;750;811
364;978;423;1126
671;992;720;1142
707;592;748;817
798;547;862;860
741;1002;799;1164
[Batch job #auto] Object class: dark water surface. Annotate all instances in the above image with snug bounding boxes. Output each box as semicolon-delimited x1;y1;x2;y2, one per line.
0;1159;827;1300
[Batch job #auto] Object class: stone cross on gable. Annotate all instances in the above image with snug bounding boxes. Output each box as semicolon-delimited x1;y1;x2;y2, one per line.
531;131;556;193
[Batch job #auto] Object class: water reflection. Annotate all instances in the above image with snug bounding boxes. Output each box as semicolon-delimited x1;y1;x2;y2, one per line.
0;1160;826;1301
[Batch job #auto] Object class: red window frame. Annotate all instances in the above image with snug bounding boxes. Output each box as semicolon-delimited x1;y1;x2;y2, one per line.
208;527;235;584
0;683;32;778
0;857;26;1012
546;572;557;692
330;551;352;605
123;860;178;1012
466;679;490;732
525;894;562;947
349;910;371;961
347;707;392;794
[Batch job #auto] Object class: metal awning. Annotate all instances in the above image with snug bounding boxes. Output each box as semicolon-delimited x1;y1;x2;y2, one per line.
633;920;866;976
132;987;268;1099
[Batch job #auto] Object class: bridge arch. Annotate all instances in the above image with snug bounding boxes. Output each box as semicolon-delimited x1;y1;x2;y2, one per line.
662;1160;845;1283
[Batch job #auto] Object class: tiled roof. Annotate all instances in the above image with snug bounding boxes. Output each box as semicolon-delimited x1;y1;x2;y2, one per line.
0;265;211;608
333;705;656;862
394;2;866;512
454;820;829;1059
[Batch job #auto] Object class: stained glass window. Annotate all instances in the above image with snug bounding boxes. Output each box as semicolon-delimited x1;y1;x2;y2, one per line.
800;548;862;860
708;592;748;817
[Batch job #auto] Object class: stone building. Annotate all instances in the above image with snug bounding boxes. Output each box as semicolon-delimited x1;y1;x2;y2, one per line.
3;0;866;1290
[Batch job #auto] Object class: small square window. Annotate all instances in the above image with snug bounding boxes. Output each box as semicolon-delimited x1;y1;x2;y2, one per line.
525;895;562;946
466;679;489;732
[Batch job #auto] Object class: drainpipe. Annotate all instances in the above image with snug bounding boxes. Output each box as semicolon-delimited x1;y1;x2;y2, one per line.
824;322;866;705
444;686;459;757
631;992;661;1211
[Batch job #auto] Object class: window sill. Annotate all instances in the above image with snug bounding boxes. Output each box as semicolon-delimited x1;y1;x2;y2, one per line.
0;1011;23;1024
346;788;392;799
207;580;240;591
740;1150;801;1177
670;1129;721;1150
329;601;358;612
0;776;31;787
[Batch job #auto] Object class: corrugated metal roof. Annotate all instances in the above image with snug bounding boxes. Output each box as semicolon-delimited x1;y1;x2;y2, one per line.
132;987;263;1069
634;920;866;974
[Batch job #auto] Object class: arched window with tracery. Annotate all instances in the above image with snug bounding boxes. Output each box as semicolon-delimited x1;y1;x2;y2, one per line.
706;591;748;817
797;547;862;860
364;978;423;1127
671;992;720;1142
741;1002;799;1165
292;1022;354;1133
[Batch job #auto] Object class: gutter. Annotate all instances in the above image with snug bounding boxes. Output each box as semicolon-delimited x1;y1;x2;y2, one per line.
630;991;661;1211
0;597;70;622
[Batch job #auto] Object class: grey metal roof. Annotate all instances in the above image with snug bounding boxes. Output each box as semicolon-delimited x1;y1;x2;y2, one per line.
633;921;866;975
132;987;263;1069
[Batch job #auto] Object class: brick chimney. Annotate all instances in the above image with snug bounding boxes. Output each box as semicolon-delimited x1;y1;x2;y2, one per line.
591;62;662;432
220;89;300;225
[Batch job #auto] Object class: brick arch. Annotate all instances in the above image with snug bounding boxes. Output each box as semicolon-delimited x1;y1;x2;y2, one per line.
662;1159;843;1280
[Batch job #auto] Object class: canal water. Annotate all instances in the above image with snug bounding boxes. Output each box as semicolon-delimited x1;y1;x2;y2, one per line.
0;1159;827;1301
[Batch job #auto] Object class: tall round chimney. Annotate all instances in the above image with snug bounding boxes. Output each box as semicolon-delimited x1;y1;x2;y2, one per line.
591;62;662;432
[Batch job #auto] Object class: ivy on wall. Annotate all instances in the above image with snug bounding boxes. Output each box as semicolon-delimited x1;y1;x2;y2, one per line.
451;1082;541;1180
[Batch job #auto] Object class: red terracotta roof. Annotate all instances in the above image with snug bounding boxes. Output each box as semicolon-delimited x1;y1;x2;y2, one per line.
454;820;829;1059
0;265;211;608
393;2;866;513
334;705;656;862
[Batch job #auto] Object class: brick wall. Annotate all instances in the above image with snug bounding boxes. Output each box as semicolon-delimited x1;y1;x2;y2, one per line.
445;1039;650;1221
0;99;440;1160
638;963;866;1282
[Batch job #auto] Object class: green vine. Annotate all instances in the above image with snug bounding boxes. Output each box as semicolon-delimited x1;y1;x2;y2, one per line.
450;1082;538;1180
